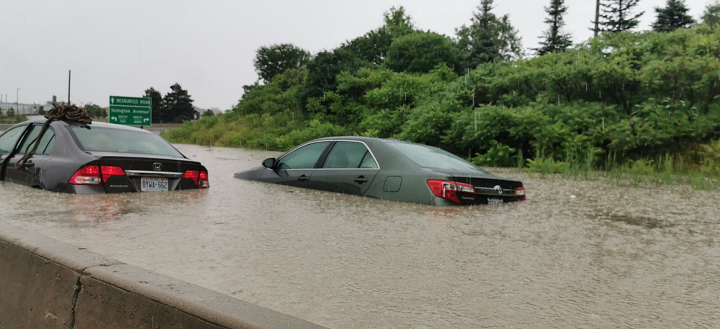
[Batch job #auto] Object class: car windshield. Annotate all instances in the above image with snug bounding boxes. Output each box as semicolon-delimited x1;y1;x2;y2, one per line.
70;126;183;158
387;142;488;174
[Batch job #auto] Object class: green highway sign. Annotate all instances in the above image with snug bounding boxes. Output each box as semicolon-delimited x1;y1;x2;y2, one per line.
109;96;152;126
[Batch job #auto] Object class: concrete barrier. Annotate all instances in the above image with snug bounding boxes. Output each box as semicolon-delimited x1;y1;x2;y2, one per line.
0;221;329;329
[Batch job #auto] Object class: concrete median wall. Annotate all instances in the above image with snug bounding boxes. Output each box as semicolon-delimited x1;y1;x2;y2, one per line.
0;221;328;329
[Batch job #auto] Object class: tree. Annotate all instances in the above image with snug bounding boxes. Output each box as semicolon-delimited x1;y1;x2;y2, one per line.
144;87;164;123
652;0;695;32
342;7;414;66
162;83;195;123
382;6;415;37
702;1;720;27
598;0;645;32
534;0;573;56
456;0;523;69
386;32;462;73
202;109;215;117
7;108;14;117
253;44;311;83
84;103;107;118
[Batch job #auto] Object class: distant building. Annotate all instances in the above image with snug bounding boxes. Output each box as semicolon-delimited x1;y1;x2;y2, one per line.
0;101;43;115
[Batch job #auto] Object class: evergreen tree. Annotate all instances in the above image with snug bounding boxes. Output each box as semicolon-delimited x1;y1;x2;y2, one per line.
534;0;573;56
253;44;311;83
598;0;645;32
456;0;523;69
144;87;164;123
162;84;195;123
652;0;695;32
702;1;720;27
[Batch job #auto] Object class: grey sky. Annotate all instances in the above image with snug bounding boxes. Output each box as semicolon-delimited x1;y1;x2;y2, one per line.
0;0;712;110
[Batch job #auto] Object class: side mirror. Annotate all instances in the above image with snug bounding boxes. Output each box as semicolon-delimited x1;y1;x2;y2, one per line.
262;158;276;169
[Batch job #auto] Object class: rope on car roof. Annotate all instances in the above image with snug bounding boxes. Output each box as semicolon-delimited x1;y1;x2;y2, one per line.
15;102;93;169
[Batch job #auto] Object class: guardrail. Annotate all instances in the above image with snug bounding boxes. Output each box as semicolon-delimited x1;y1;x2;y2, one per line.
0;221;328;329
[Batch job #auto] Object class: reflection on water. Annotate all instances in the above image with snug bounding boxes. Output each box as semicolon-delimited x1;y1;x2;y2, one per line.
2;145;720;329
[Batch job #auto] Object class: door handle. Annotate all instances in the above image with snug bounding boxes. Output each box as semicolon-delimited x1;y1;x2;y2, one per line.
297;175;309;182
354;176;369;184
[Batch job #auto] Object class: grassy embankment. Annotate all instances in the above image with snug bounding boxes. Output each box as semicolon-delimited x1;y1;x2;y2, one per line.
164;26;720;190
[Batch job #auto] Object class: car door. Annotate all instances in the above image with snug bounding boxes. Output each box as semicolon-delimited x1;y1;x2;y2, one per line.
0;125;30;181
260;141;331;188
307;141;380;196
6;124;56;187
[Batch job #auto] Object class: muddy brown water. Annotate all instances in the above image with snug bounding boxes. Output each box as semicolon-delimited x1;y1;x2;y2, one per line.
2;144;720;329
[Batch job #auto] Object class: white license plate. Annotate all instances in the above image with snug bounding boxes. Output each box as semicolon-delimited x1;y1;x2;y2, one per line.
487;198;504;205
141;177;169;192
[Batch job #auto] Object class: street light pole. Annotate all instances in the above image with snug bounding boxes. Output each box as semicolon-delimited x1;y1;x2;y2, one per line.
594;0;601;37
68;70;71;106
16;88;20;114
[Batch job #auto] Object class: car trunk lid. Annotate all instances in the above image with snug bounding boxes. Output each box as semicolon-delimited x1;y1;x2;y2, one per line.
89;153;205;192
429;168;524;205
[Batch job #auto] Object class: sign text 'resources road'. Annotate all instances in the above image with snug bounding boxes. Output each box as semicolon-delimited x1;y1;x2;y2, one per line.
109;96;151;126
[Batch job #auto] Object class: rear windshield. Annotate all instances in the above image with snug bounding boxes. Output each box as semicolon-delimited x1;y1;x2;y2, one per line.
70;126;183;158
387;142;488;174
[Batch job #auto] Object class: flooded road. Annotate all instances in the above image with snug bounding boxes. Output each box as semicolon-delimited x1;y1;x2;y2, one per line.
2;144;720;328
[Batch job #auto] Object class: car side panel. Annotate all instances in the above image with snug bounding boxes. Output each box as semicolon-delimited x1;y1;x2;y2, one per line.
307;169;379;196
260;168;316;189
364;170;448;205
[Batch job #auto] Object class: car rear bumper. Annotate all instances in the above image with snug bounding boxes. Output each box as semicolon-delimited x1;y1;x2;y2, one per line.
63;185;107;194
431;195;525;206
62;179;202;194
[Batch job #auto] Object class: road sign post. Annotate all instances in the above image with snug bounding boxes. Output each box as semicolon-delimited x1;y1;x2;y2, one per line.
109;96;152;126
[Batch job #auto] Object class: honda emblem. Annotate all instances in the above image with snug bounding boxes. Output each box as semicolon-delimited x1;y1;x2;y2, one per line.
153;163;162;171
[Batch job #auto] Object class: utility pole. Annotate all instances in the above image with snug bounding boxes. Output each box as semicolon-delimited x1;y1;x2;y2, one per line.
68;70;71;106
16;88;20;113
594;0;601;37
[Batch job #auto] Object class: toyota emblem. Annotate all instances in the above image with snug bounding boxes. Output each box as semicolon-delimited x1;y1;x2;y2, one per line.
493;185;502;195
153;163;162;171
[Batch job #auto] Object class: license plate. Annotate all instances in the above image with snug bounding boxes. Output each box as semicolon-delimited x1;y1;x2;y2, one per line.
487;198;504;205
141;177;169;192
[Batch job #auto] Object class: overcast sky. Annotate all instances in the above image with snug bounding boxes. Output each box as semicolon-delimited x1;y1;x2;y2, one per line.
0;0;712;109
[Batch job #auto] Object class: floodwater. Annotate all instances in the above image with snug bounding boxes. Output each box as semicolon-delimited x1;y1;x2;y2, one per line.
2;144;720;329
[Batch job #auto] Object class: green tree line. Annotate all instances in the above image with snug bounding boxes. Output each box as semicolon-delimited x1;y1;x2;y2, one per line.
144;83;196;123
164;0;720;172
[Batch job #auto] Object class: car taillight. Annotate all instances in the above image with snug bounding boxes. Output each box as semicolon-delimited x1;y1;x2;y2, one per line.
100;166;125;183
198;171;209;188
515;187;526;201
183;170;200;186
427;180;476;204
70;166;102;185
69;165;126;185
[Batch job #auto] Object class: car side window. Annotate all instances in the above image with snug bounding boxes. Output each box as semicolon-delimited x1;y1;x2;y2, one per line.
276;142;330;170
36;129;56;155
18;125;41;153
0;126;26;155
323;142;376;169
359;151;379;169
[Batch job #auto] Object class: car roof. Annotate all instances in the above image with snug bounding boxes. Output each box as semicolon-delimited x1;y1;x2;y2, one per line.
23;118;153;134
312;136;410;144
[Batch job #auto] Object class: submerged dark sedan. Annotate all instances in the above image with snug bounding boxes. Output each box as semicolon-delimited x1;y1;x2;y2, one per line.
0;119;208;194
235;137;525;206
